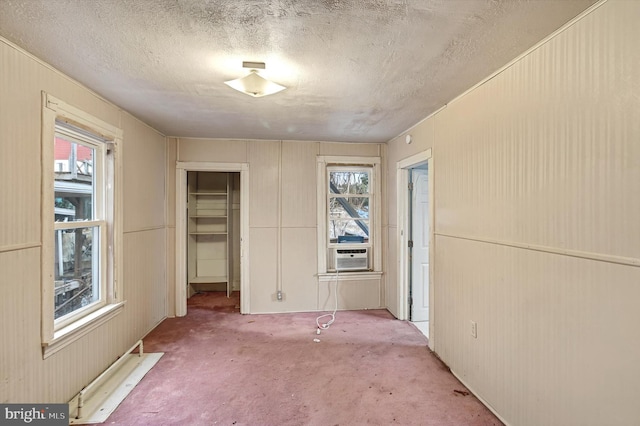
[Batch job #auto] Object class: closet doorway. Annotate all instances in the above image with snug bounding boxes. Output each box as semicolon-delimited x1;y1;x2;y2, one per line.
176;162;249;316
187;171;239;297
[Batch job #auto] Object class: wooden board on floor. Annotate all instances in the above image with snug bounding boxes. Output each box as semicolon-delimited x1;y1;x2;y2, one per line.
68;353;164;424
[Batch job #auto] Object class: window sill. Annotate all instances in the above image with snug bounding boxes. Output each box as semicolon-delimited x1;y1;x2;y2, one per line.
42;301;125;359
318;271;383;282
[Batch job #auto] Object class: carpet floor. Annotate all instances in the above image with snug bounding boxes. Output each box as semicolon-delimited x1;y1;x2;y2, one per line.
99;292;502;426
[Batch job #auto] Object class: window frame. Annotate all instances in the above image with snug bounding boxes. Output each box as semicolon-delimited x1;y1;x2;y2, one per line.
316;156;382;275
41;93;124;358
326;165;372;248
53;124;108;329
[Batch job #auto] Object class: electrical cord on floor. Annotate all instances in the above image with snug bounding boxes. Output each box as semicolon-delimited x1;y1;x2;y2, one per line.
316;270;339;334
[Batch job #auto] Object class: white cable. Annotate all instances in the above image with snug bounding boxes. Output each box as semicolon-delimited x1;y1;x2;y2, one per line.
316;270;339;332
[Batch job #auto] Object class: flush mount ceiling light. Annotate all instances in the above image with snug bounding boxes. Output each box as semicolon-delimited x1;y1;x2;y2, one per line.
224;61;286;97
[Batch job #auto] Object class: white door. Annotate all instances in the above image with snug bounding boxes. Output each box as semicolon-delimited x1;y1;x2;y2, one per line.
411;168;429;322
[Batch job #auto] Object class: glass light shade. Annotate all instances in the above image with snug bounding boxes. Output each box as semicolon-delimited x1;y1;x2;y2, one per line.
224;70;286;97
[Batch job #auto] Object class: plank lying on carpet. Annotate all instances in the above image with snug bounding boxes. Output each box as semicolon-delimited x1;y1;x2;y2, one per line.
68;352;164;424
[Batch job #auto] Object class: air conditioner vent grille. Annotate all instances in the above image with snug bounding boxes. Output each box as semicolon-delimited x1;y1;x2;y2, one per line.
336;249;367;254
334;247;369;271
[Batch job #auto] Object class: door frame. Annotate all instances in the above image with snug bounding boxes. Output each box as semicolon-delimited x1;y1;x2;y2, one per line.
396;149;434;349
175;162;250;316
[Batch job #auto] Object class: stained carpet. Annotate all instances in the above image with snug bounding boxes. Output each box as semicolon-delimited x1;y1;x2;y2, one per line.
99;292;502;426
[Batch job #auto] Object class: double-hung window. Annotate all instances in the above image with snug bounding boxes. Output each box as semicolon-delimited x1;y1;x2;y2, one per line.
53;123;107;324
317;156;381;274
42;94;123;357
328;167;371;244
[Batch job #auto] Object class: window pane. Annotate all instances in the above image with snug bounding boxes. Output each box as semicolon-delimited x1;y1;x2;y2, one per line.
54;226;100;320
329;171;369;195
54;135;94;222
329;219;369;241
329;197;369;219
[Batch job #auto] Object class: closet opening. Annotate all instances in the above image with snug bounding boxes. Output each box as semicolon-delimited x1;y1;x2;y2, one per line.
175;162;249;317
187;171;241;298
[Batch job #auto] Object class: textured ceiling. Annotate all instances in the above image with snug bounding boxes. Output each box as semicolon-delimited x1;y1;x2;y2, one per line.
0;0;597;142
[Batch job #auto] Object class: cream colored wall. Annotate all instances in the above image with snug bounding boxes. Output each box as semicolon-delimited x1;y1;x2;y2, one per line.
177;139;384;313
387;1;640;424
0;38;168;402
166;137;177;316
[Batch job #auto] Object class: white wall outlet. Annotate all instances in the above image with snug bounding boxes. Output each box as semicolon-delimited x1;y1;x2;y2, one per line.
471;320;478;338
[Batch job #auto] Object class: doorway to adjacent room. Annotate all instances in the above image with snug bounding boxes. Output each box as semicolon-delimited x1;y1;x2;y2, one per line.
396;149;433;348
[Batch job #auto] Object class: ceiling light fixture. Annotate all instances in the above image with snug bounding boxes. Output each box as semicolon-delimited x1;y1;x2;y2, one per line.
224;61;286;98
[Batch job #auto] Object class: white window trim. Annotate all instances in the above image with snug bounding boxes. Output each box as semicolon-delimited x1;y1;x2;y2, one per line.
326;165;372;248
316;156;382;275
41;93;124;359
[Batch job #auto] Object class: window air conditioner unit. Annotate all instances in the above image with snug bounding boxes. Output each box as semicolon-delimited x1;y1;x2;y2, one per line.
333;248;369;271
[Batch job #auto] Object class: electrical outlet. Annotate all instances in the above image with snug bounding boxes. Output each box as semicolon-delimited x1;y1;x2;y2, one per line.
470;321;477;338
276;290;283;301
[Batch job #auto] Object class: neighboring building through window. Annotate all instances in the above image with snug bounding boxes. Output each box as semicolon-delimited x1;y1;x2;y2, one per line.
53;122;106;323
41;94;124;358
